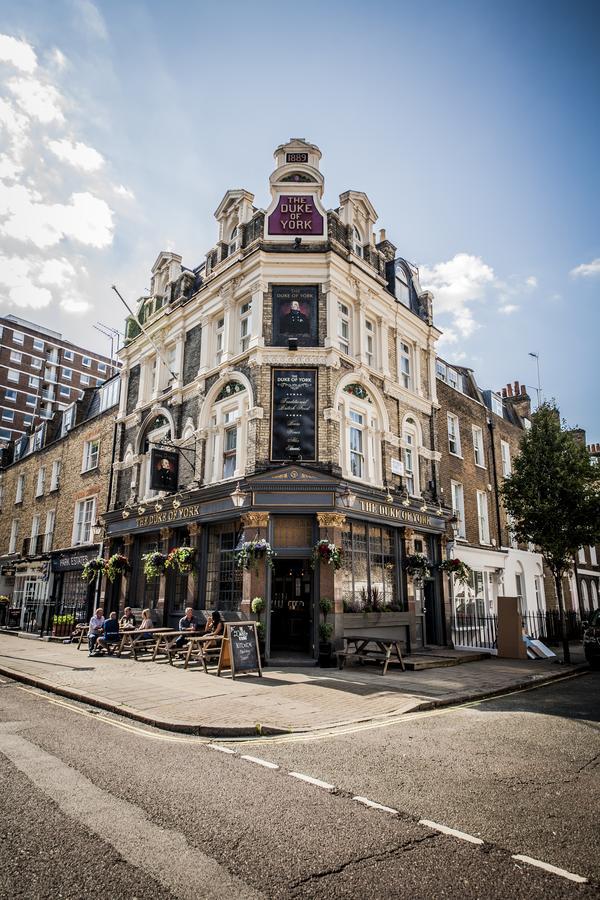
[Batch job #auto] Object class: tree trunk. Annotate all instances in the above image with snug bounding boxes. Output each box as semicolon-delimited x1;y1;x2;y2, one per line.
554;572;571;665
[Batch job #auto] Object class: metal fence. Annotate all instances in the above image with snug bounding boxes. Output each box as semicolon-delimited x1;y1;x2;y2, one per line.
452;613;498;650
21;602;56;637
13;599;88;638
522;610;583;644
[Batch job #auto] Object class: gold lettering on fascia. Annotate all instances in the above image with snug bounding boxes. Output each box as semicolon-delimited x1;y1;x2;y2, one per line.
279;196;314;231
137;505;201;528
359;500;432;527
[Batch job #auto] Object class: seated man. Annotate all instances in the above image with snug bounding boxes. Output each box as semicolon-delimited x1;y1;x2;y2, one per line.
94;611;120;655
87;607;105;656
174;607;201;648
119;607;136;630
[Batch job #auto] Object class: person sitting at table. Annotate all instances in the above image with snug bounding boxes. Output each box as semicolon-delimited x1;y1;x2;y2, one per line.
174;607;200;648
119;607;136;630
203;610;224;648
94;611;120;655
87;607;105;656
135;608;153;639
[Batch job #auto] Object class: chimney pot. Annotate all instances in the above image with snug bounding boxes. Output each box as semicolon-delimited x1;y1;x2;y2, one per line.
506;383;513;397
379;228;386;243
514;380;520;394
521;384;527;396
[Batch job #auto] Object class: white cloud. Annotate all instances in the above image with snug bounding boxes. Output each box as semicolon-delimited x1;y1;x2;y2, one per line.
49;48;68;70
499;304;519;315
72;0;109;40
0;254;53;309
48;138;104;172
421;252;495;338
570;258;600;278
436;328;459;346
0;34;37;73
0;154;23;180
37;257;78;287
0;97;30;158
525;276;537;288
8;76;64;124
60;294;91;313
0;184;114;249
114;183;135;200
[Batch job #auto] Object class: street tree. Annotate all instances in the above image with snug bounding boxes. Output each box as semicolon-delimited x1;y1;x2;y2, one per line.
502;402;600;663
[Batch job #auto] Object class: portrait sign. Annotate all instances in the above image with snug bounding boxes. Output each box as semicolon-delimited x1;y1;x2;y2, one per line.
272;285;318;347
271;368;317;462
150;448;179;493
267;194;324;236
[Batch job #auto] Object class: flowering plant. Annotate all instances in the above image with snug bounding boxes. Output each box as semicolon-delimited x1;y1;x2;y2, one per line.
52;614;75;625
439;558;472;586
142;551;168;580
0;595;10;603
81;558;106;583
235;539;276;571
165;546;196;575
105;554;131;583
311;540;343;570
405;553;430;579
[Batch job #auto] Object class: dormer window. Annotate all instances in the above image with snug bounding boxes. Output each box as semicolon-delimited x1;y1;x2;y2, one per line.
229;226;239;255
353;227;363;257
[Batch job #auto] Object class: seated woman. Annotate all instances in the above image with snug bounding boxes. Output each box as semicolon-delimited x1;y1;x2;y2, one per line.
203;610;224;648
119;607;136;630
135;608;154;639
94;611;120;655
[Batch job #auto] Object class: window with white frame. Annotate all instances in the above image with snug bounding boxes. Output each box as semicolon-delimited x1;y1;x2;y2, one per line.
451;481;466;539
33;338;44;351
50;460;61;491
28;375;39;389
23;415;32;427
60;386;70;398
43;510;55;552
9;519;19;553
82;356;91;368
590;545;598;566
353;226;363;257
472;426;485;467
229;225;239;255
364;319;375;367
82;439;99;472
30;514;40;542
5;389;17;403
578;547;586;563
0;428;11;440
591;581;598;608
99;378;119;412
33;426;44;450
10;350;22;364
12;331;24;345
515;571;526;613
501;440;511;477
447;413;461;456
7;369;19;383
349;411;365;478
63;349;74;361
476;490;491;544
399;341;412;390
80;374;90;386
402;418;420;496
534;576;544;611
31;357;42;369
26;394;36;407
98;362;107;373
490;394;503;416
2;410;14;422
15;474;25;504
454;569;491;619
61;405;75;436
35;467;45;497
338;386;382;486
215;317;225;366
63;368;72;380
73;497;96;545
239;301;251;353
205;384;248;484
337;302;350;355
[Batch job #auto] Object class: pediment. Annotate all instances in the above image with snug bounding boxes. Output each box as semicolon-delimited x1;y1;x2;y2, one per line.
247;465;339;487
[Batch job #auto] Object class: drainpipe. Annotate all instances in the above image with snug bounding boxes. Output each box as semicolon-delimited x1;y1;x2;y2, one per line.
486;418;503;547
97;419;120;612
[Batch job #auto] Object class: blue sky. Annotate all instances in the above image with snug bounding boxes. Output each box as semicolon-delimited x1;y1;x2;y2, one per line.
0;0;598;437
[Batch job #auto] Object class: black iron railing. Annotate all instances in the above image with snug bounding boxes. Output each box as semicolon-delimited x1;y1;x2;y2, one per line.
20;602;56;637
522;610;583;644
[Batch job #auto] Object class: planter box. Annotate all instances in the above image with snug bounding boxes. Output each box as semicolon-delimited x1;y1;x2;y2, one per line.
343;612;413;645
52;623;73;637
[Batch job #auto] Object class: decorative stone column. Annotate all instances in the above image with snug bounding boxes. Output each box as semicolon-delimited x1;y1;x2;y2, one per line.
187;522;202;608
241;512;270;618
316;512;346;643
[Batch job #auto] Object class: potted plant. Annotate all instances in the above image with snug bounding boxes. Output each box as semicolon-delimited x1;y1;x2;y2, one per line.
142;551;168;579
52;613;75;637
311;539;344;570
251;596;266;661
318;596;335;667
105;553;131;583
165;546;196;575
405;553;430;580
439;557;473;586
81;558;106;583
235;538;276;572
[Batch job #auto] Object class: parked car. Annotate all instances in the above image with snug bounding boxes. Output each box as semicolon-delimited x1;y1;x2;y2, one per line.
582;609;600;669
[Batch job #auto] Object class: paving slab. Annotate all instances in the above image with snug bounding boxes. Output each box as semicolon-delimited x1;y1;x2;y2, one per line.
0;633;587;737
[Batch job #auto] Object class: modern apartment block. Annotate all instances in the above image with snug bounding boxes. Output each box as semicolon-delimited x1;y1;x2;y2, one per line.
0;315;117;444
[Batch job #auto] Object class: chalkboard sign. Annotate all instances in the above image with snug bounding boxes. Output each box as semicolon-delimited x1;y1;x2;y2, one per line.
271;368;317;461
217;622;262;679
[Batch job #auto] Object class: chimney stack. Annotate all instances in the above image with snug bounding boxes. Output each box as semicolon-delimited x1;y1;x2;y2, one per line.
505;383;513;397
505;380;531;421
379;228;386;243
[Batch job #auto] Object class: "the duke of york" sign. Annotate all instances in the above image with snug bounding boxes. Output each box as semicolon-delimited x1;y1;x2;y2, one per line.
267;194;324;236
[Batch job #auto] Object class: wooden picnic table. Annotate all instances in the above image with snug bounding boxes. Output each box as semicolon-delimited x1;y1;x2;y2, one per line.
183;634;224;673
337;634;406;675
116;627;173;659
150;629;205;663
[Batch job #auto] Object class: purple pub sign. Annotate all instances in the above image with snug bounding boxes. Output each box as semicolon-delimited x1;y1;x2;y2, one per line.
267;194;324;236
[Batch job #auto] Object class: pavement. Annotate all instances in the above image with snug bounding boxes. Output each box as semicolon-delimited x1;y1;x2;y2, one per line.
0;632;588;737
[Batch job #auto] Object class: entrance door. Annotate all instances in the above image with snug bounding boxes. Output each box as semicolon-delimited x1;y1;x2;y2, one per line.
270;559;312;655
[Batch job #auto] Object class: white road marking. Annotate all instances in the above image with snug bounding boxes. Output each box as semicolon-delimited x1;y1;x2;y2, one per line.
353;796;398;814
512;854;588;884
209;744;236;754
419;819;484;845
0;731;263;900
241;755;279;769
289;772;335;791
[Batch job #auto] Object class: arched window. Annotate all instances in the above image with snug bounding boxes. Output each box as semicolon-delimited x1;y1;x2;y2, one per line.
137;414;172;499
581;580;590;613
591;580;598;610
338;383;382;486
229;226;239;255
401;417;420;496
353;226;363;257
205;382;249;484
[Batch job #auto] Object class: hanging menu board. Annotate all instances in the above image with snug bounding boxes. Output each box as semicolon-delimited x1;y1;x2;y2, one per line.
271;368;317;461
217;622;262;678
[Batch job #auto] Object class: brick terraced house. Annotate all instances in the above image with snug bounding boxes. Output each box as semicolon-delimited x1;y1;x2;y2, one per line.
102;138;450;660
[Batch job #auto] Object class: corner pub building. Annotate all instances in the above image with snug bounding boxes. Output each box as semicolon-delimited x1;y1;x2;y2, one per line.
102;139;449;662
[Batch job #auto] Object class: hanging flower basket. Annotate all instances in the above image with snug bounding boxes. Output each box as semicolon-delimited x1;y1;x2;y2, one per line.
142;551;168;580
405;553;430;579
235;539;276;571
311;539;344;570
439;558;473;586
105;554;131;583
81;558;106;583
165;546;196;575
